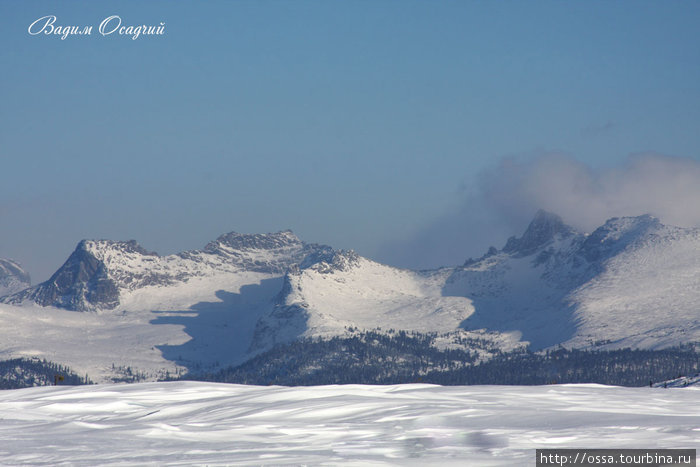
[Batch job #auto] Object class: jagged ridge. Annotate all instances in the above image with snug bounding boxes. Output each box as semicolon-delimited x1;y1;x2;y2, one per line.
2;231;335;311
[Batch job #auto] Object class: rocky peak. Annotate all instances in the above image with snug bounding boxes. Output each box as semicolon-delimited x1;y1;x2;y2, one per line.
503;210;576;256
79;239;158;259
3;240;119;311
307;250;360;274
204;230;301;254
298;244;337;269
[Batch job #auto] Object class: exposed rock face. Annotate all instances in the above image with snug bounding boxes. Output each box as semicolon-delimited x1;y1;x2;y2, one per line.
502;210;576;256
202;230;336;274
205;230;301;252
305;250;360;274
5;241;134;310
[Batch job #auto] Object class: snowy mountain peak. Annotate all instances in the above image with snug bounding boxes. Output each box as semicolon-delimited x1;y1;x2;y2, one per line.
503;210;576;256
306;250;360;274
588;214;660;242
80;239;158;259
580;214;661;263
2;239;121;311
0;258;31;296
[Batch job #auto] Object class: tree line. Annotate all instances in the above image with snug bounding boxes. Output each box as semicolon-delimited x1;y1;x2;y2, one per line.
192;331;700;387
0;358;90;389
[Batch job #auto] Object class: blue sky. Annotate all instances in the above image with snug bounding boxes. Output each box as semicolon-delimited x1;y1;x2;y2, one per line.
2;1;700;280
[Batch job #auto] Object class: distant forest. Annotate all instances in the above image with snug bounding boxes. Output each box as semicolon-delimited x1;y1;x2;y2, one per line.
192;331;700;387
2;331;698;389
0;358;90;389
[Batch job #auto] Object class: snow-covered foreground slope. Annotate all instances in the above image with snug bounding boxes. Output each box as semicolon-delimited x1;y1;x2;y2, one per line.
0;381;697;466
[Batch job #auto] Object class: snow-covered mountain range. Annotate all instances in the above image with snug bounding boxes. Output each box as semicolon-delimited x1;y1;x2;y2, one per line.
255;210;700;351
2;231;334;311
0;211;698;382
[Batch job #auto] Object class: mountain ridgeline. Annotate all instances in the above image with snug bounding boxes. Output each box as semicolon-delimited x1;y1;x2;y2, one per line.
2;231;335;312
1;210;699;384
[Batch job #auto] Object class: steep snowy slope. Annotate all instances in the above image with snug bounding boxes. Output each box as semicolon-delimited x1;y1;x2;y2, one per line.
444;211;700;350
567;217;700;349
251;251;521;351
442;211;590;348
0;258;30;296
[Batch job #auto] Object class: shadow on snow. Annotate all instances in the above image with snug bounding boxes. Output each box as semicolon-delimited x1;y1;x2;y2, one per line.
441;269;578;350
150;277;284;375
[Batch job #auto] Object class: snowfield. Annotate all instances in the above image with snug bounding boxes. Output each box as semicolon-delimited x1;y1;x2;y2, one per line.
0;381;697;466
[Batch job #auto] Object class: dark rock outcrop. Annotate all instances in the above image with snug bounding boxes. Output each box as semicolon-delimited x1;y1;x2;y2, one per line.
503;210;576;257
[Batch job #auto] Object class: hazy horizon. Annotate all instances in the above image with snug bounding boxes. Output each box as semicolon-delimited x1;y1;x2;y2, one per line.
2;1;700;281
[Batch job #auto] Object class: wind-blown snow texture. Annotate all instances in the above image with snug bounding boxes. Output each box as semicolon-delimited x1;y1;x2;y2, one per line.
0;213;699;382
0;381;697;466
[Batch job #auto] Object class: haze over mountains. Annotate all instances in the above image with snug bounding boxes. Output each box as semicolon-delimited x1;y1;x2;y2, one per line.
0;210;698;382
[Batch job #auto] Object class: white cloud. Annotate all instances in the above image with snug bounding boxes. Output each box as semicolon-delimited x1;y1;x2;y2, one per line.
376;152;700;269
483;152;700;231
